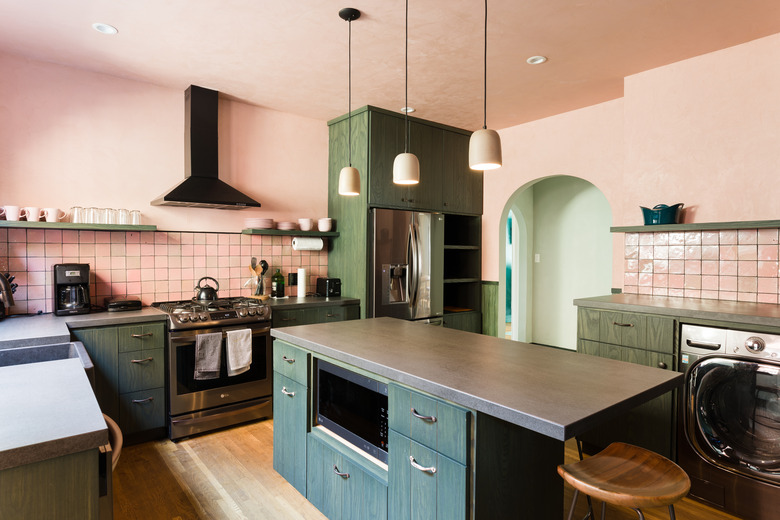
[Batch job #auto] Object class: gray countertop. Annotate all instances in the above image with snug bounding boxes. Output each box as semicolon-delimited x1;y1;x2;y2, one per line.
0;358;107;471
271;317;682;441
574;294;780;328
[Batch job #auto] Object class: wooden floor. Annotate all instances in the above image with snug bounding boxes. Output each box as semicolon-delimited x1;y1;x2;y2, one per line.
113;419;744;520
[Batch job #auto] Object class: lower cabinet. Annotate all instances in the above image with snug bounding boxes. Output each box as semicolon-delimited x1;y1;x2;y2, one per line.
442;311;481;334
272;373;308;495
272;303;360;329
307;434;388;520
388;430;467;520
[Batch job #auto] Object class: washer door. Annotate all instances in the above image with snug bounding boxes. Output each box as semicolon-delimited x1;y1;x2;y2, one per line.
685;356;780;484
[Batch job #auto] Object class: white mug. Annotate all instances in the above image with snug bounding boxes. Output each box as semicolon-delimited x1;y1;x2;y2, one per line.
318;218;332;232
298;218;313;231
20;207;42;222
5;206;21;221
43;207;65;222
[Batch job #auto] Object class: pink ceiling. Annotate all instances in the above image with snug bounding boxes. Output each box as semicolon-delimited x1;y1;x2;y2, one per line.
1;0;779;130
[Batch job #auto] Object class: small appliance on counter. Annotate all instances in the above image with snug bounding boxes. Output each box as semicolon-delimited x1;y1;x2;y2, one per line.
0;272;17;321
104;296;142;312
316;277;341;297
53;263;91;316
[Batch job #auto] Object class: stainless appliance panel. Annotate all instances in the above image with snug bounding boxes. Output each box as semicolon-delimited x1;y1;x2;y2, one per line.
371;208;443;320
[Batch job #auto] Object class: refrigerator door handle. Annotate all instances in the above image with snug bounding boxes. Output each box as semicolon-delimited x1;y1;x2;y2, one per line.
409;222;420;309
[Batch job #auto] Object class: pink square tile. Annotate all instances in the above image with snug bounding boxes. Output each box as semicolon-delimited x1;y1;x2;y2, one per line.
757;277;778;294
638;285;653;295
181;257;194;269
193;233;207;245
155;232;168;245
155;255;169;269
96;243;111;257
126;282;142;295
8;257;27;271
27;285;46;299
95;231;110;244
27;257;46;272
684;289;701;299
230;234;241;245
27;229;45;243
684;275;701;290
126;256;141;269
79;243;96;256
758;293;779;304
140;256;155;269
758;228;779;245
685;245;701;260
110;244;126;257
168;268;182;281
126;231;140;244
28;271;45;285
110;232;125;244
638;260;653;273
111;282;128;296
738;261;757;277
167;244;181;256
111;257;126;270
140;231;155;244
758;244;779;261
206;234;218;245
27;243;45;257
127;269;141;282
111;269;127;283
44;229;62;243
140;244;154;256
194;256;206;268
126;243;141;256
684;260;701;275
95;256;111;270
653;260;669;273
8;229;26;242
701;231;720;245
46;243;64;257
639;245;654;260
737;292;758;303
652;273;668;287
719;230;737;245
154;280;170;292
719;260;738;276
701;245;719;260
625;245;639;259
738;245;757;261
700;290;719;300
758;261;779;277
181;233;195;245
720;245;737;261
9;243;26;258
167;232;181;245
624;233;639;246
653;232;669;246
719;291;737;301
669;246;684;260
155;268;168;280
206;245;218;257
218;233;231;246
639;233;654;246
669;259;685;274
702;275;719;291
230;245;241;256
668;288;685;298
60;230;78;243
141;280;155;293
653;246;668;259
738;229;758;244
684;232;701;245
701;260;719;275
155;244;167;256
219;244;231;256
719;276;737;292
652;287;669;296
669;274;685;289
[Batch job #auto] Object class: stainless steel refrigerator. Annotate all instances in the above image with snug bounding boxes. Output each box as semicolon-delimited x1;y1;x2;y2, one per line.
370;208;444;322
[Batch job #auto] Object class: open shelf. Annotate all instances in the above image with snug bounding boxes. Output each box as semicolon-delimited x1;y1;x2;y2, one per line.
242;228;339;237
611;219;780;233
0;221;156;231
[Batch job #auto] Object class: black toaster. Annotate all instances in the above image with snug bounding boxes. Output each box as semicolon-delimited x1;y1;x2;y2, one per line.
316;277;341;297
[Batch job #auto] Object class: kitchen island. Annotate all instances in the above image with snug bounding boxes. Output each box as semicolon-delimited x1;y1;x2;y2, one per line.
271;317;683;519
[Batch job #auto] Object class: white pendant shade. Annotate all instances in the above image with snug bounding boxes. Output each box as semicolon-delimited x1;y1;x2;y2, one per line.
338;166;361;196
393;152;420;185
469;128;502;171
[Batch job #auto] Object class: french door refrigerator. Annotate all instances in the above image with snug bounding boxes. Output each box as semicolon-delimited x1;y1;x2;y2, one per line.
370;208;444;322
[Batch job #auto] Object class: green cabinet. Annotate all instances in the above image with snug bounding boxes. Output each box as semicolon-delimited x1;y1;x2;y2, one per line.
272;303;360;329
441;132;483;215
273;373;308;495
307;434;388;520
575;307;676;458
442;311;481;333
72;322;166;440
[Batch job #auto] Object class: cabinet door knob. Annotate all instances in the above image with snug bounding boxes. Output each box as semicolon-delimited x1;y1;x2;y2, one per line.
333;465;350;479
281;387;295;397
409;456;437;474
657;361;668;369
282;355;295;364
411;407;437;423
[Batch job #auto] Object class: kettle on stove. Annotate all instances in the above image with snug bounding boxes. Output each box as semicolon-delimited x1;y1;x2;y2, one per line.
194;277;220;301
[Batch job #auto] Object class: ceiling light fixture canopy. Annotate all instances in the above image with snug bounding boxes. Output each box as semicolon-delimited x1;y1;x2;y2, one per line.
92;22;118;35
393;0;420;185
337;7;361;196
527;55;548;65
469;0;502;171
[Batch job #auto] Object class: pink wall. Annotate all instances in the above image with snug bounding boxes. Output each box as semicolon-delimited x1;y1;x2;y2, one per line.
0;52;330;231
483;33;780;286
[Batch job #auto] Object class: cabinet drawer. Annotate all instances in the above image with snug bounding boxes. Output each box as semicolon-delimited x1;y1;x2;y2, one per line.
600;311;644;348
273;373;308;495
117;323;165;352
273;340;309;384
119;387;165;434
273;308;318;328
388;430;467;520
118;348;164;393
389;384;469;465
317;304;360;323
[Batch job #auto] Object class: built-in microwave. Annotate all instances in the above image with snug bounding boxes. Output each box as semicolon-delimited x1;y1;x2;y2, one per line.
315;359;389;463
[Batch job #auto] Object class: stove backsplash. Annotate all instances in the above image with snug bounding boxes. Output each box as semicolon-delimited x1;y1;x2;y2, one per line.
0;228;328;314
622;228;780;303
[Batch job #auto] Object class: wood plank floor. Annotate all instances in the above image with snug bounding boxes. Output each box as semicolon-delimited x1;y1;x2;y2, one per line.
113;419;744;520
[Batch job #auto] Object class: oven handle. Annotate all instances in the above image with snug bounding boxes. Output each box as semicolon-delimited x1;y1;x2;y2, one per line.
169;325;271;344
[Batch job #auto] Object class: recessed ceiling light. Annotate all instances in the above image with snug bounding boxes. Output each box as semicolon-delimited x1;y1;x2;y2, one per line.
401;107;415;113
526;56;547;65
92;22;118;35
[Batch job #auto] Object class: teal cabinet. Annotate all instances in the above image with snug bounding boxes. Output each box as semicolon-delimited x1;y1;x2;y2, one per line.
273;373;308;495
72;322;166;439
575;306;677;458
388;430;467;520
307;434;388;520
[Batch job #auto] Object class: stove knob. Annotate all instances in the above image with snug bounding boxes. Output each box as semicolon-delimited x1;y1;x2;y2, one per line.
248;308;257;316
745;336;766;352
177;314;190;323
238;308;248;317
199;313;209;321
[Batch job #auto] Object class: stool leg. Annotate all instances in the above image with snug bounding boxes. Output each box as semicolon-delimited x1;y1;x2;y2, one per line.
601;501;606;520
575;438;596;520
668;504;677;520
631;508;645;520
566;489;579;520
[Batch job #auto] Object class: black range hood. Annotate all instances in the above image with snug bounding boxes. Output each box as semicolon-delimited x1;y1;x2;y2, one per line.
151;85;261;210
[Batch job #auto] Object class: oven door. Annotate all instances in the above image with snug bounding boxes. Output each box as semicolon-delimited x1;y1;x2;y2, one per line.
168;322;272;416
685;355;780;484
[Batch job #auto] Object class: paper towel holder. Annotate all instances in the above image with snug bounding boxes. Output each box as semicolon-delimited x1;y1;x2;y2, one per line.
292;236;324;251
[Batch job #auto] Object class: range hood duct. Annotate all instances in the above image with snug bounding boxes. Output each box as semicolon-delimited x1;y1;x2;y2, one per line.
151;85;261;210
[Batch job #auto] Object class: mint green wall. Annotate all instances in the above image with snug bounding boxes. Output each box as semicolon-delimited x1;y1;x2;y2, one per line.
531;177;612;349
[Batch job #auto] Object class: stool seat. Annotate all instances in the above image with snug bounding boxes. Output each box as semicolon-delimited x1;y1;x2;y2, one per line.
558;442;691;510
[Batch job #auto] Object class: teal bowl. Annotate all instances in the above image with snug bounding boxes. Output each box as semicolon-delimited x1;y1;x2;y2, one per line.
641;203;683;225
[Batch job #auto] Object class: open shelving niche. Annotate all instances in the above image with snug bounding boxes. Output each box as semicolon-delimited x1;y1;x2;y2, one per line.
443;214;481;316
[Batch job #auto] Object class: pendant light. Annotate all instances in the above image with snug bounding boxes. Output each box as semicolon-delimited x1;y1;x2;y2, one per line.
469;0;502;171
338;7;361;196
393;0;420;185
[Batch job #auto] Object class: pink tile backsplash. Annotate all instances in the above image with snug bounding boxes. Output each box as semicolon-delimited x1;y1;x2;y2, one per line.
624;228;780;303
0;230;329;314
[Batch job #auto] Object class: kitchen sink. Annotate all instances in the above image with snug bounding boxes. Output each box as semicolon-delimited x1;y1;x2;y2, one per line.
0;342;94;385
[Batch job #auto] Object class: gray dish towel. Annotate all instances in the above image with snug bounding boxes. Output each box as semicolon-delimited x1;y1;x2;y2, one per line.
194;332;222;380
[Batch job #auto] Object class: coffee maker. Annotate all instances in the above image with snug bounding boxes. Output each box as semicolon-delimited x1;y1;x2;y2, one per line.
53;263;91;316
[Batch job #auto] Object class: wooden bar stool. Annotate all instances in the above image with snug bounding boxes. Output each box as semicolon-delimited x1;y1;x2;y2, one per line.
557;442;691;520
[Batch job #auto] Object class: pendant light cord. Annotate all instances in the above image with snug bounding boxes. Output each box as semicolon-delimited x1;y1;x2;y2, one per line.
482;0;488;130
348;17;353;167
404;0;410;153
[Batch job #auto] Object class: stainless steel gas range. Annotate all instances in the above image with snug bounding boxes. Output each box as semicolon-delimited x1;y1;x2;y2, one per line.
153;297;273;440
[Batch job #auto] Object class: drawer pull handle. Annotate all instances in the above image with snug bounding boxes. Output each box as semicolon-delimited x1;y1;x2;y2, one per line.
409;456;436;474
131;357;153;364
612;322;634;328
326;313;338;318
282;355;295;364
132;397;154;404
132;333;154;338
657;361;668;369
281;387;295;397
333;465;350;479
281;318;297;322
411;408;437;423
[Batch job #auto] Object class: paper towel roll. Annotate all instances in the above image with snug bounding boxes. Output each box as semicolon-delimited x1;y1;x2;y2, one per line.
297;268;307;296
292;237;323;251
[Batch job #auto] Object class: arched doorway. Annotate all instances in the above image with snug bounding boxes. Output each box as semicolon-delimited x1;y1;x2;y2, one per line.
500;176;612;349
